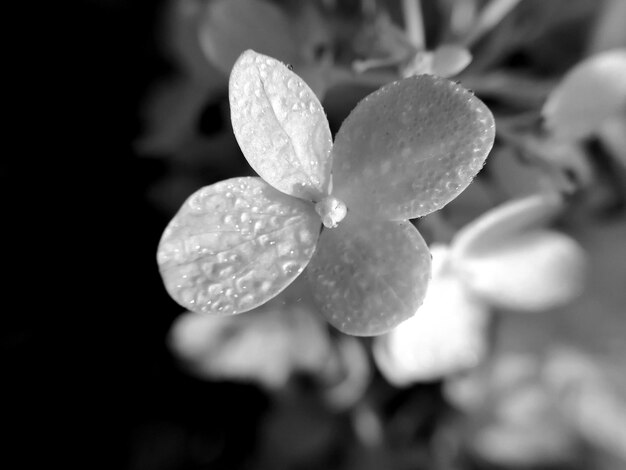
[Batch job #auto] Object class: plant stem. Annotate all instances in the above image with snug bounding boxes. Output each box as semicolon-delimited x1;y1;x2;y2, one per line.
402;0;426;49
464;0;523;47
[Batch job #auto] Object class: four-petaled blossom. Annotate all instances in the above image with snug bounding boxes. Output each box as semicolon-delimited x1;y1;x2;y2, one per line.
157;49;494;336
374;193;586;383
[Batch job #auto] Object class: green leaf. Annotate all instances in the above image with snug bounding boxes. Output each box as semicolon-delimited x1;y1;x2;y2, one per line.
331;74;495;220
306;216;431;336
157;177;320;315
543;49;626;139
229;50;333;201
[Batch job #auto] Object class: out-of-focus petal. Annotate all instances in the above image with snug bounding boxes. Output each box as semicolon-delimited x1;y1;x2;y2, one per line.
322;336;371;410
431;44;472;77
545;348;626;461
446;350;576;467
543;49;626;139
459;230;586;311
157;177;320;315
373;249;490;384
331;74;494;220
306;216;431;336
199;0;298;76
471;418;575;467
451;192;564;260
168;301;332;390
445;352;538;412
229;50;333;201
598;113;626;167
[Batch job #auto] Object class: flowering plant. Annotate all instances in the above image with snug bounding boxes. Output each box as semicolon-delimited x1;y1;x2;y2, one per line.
157;49;494;335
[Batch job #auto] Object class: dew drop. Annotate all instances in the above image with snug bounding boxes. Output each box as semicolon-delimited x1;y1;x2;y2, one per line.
287;77;298;90
207;283;222;297
240;294;255;306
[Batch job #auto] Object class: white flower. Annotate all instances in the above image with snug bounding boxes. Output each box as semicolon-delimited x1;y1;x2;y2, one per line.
168;289;332;390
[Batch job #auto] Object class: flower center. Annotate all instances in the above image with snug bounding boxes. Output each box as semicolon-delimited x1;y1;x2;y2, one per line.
315;196;347;228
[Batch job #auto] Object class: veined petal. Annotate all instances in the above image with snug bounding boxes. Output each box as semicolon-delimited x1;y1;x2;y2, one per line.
458;230;586;312
373;248;490;385
543;49;626;139
229;50;333;201
306;216;431;336
451;192;564;260
331;74;494;220
157;177;320;315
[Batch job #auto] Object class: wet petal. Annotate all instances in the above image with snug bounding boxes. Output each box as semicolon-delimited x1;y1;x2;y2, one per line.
199;0;298;75
543;49;626;139
306;216;431;336
374;247;490;384
451;192;564;259
431;44;472;77
331;74;494;220
157;177;320;315
229;50;333;200
458;230;586;311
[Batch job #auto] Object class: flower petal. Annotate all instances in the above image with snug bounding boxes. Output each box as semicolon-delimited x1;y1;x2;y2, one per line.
331;74;494;220
431;44;472;77
545;348;626;461
229;50;333;201
451;192;564;260
543;49;626;139
306;216;431;336
199;0;299;76
168;301;331;390
373;247;490;384
458;230;586;312
157;177;320;315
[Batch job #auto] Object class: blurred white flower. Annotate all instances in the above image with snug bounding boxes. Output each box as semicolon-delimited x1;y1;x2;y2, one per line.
374;193;586;385
446;351;578;467
545;348;626;462
542;48;626;167
168;291;332;390
543;48;626;141
445;346;626;466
